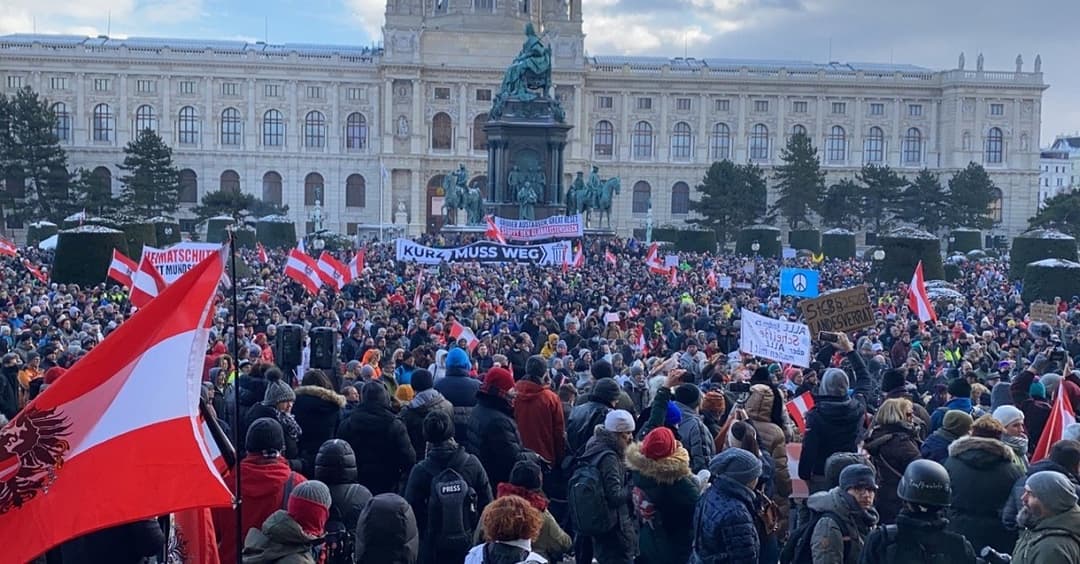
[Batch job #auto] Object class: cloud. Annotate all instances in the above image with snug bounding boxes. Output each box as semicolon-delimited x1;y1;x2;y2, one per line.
0;0;204;37
344;0;384;42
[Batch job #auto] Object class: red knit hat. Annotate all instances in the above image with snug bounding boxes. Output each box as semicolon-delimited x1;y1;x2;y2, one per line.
43;367;67;385
482;366;515;397
641;427;677;461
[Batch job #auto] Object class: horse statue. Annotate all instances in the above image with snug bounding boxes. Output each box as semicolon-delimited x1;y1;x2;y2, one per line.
463;184;485;225
441;174;465;225
594;177;621;229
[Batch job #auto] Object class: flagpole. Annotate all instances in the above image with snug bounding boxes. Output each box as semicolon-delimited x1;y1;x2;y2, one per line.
228;230;244;564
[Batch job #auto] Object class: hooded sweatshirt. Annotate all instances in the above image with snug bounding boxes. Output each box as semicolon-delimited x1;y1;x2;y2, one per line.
213;456;305;564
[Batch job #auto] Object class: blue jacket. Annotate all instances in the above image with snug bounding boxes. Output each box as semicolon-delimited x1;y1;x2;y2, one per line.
919;428;960;464
690;476;760;564
929;398;973;433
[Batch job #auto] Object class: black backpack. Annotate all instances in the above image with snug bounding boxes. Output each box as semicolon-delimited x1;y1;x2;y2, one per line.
779;510;850;564
427;465;478;555
568;450;617;536
879;524;965;564
322;484;361;564
481;541;531;564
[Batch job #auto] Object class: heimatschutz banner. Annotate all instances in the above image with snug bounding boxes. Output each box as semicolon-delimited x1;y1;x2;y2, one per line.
143;242;223;283
491;214;584;241
396;238;572;266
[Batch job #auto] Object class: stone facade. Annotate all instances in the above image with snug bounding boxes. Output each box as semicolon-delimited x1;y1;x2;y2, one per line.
0;0;1048;239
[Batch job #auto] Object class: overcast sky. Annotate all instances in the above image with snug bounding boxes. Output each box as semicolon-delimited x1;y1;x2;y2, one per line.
2;0;1075;145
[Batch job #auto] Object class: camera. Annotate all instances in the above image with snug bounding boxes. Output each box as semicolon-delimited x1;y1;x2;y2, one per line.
979;547;1011;564
728;381;752;406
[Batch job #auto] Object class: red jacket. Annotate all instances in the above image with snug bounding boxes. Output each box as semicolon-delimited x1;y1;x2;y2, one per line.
513;379;566;466
212;455;305;564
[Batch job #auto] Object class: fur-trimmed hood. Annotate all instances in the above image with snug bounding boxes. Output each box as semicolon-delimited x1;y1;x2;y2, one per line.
294;385;347;408
947;435;1016;467
625;441;692;485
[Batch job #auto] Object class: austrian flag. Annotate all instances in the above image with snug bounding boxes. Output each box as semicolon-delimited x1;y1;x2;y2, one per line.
284;241;323;295
908;260;937;323
317;252;350;291
108;250;138;288
129;255;167;308
786;391;815;433
0;236;16;257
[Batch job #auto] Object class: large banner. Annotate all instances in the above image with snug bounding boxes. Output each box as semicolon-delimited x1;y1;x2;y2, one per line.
396;238;571;266
739;308;812;368
491;214;584;241
143;242;222;283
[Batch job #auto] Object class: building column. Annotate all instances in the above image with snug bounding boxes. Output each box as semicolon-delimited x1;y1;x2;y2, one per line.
117;73;128;147
620;92;631;160
892;97;902;165
411;79;423;154
853;97;864;166
735;94;747;161
75;73;86;145
383;79;394;154
571;85;583;160
928;99;939;167
697;93;708;163
457;83;468;156
657;93;668;162
246;78;256;148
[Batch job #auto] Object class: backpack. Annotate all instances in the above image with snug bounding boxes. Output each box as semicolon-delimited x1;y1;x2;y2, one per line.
427;465;478;555
568;451;617;536
481;541;531;564
779;510;850;564
323;484;360;564
879;524;957;564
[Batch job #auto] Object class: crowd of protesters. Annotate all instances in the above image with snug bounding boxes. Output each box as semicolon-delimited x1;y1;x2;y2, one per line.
9;235;1080;564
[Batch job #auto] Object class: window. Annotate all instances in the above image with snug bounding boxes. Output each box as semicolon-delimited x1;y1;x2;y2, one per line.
988;188;1003;223
92;103;113;142
476;89;492;102
593;120;614;158
346;174;366;207
263;109;284;146
832;102;846;115
671;122;692;160
262;171;283;205
475;0;494;9
304;85;322;99
179;80;196;95
1059;178;1064;187
864;126;884;163
93;78;110;91
754;100;769;113
179;169;198;203
346;87;363;101
632;121;653;159
715;99;730;112
52;103;70;142
304;173;324;205
178;106;200;145
632;181;651;214
792;101;808;114
791;124;807;137
431;112;452;150
220;108;242;145
434;87;451;100
5;76;21;89
676;98;691;111
637;97;652;111
303;110;326;148
472;113;488;151
345;113;367;150
134;105;157;133
990;103;1004;116
597;95;613;109
220;170;240;193
671;182;690;215
264;83;282;97
870;103;884;116
136;79;155;93
902;127;922;164
908;104;923;117
49;76;67;90
221;82;238;96
826;125;847;163
985;127;1004;164
709;123;731;160
749;123;769;160
91;167;111;197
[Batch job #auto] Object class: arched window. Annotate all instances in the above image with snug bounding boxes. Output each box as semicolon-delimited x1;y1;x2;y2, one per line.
92;103;113;142
304;172;324;206
220;170;240;193
345;113;367;150
221;108;241;146
864;126;884;163
632;181;652;213
263;109;284;146
791;124;807;138
431;112;452;150
178;106;199;145
632;121;653;159
51;102;70;142
304;111;326;148
135;105;156;133
671;181;690;215
92;166;111;196
749;123;769;161
262;171;283;205
594;120;614;158
826;125;847;163
902;127;922;165
346;174;366;208
988;188;1003;223
472;113;488;151
671;122;692;161
709;123;731;160
178;169;198;203
985;127;1004;164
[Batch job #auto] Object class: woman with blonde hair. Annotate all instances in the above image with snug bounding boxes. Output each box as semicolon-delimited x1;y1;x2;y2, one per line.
465;495;546;564
864;397;921;524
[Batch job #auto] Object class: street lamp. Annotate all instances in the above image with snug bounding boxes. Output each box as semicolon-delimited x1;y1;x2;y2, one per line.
751;242;761;252
872;249;885;261
312;236;326;251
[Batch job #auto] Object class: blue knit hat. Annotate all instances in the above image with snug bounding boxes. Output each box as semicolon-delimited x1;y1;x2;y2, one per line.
709;448;762;486
664;401;682;426
445;347;471;370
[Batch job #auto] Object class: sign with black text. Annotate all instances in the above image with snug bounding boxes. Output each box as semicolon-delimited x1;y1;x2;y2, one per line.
395;238;571;266
797;285;875;336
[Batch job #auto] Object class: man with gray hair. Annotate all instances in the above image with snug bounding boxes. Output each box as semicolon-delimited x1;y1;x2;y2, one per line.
1012;470;1080;564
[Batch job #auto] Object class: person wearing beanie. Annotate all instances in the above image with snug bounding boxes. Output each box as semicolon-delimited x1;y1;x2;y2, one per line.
404;410;492;564
354;493;420;564
241;480;333;563
434;346;481;444
514;355;567;468
313;439;372;533
921;410;974;463
1012;470;1080;564
466;365;524;487
1006;370;1054;459
881;367;932;431
212;417;306;564
478;459;572;562
929;377;977;433
1003;439;1080;534
292;369;347;477
337;380;416;495
691;449;763;563
566;376;620;455
625;427;700;564
672;383;715;473
572;408;637;564
806;463;879;564
994;404;1031;468
446;346;472;372
399;368;454;460
991;380;1015;412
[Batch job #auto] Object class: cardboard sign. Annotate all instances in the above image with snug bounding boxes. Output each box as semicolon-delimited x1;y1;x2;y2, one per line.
739;309;812;368
1030;302;1060;326
797;285;875;336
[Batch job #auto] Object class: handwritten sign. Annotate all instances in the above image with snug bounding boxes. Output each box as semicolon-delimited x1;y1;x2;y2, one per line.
739;309;812;367
1030;302;1060;326
797;285;874;336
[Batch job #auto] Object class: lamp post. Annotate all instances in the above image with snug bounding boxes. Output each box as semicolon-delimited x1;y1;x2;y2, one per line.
751;242;761;253
645;197;654;244
872;249;885;261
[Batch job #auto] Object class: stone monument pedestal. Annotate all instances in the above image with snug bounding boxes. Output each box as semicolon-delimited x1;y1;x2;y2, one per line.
485;97;572;214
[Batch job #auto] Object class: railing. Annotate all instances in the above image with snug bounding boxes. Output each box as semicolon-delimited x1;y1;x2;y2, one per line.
0;39;381;67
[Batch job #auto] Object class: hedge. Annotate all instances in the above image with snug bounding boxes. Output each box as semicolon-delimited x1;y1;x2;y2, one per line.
1009;229;1078;279
943;262;963;282
152;219;182;247
52;226;128;286
822;229;856;259
206;217;235;244
233;226;257;249
26;222;58;247
121;222;155;260
874;227;944;282
788;229;821;252
650;228;718;253
948;229;982;253
256;216;298;248
735;225;782;257
1022;259;1080;304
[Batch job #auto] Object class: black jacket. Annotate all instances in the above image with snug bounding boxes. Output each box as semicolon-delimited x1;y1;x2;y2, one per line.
798;351;872;481
243;403;302;470
565;397;612;456
578;429;636;562
0;365;18;420
354;493;420;564
399;389;454;460
314;438;373;532
337;393;416;495
465;391;524;487
341;336;364;363
859;511;976;564
433;365;479;444
60;519;165;564
292;385;346;476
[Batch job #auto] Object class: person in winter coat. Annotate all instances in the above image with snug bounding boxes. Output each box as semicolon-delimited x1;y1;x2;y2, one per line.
565;377;621;455
571;409;638;564
466;366;524;488
943;415;1025;555
863;398;921;525
929;378;980;432
0;353;19;419
398;369;453;460
434;347;480;444
236;365;271;437
879;368;931;433
1003;439;1080;533
744;384;793;524
626;427;701;564
476;460;572;562
673;383;716;474
690;448;763;564
808;464;880;564
1009;369;1053;452
514;355;566;467
354;493;420;564
244;375;303;470
59;519;165;564
993;404;1030;469
1012;470;1080;564
465;495;547;564
337;381;416;495
920;410;972;464
242;480;333;564
314;439;373;533
292;369;346;476
404;409;493;564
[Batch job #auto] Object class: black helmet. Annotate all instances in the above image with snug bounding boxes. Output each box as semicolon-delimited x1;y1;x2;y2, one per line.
314;439;358;485
897;459;951;507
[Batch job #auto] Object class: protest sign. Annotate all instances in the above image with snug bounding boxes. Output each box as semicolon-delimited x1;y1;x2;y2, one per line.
739;309;812;367
1030;302;1060;326
718;275;733;290
142;242;222;283
489;214;584;241
797;285;875;336
396;238;571;266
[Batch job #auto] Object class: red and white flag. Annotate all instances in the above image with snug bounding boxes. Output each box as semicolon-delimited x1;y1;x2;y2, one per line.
317;252;350;291
485;216;507;245
0;236;17;257
786;391;816;433
644;243;668;275
707;269;717;289
129;254;167;308
908;260;937;323
348;248;366;281
22;259;48;284
669;265;678;287
108;249;138;288
604;250;617;267
1032;383;1077;463
0;251;232;563
450;321;480;353
256;242;269;264
284;240;323;296
413;268;425;311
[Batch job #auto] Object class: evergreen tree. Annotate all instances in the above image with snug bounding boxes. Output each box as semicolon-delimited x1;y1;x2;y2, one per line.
819;178;863;230
688;159;767;244
118;129;181;218
0;88;76;224
192;189;289;224
769;132;825;229
70;168;118;217
898;168;949;233
1029;189;1080;239
945;161;998;229
856;164;906;233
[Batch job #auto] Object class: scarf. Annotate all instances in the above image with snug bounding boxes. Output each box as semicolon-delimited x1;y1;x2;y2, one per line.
276;409;303;441
1001;433;1029;467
